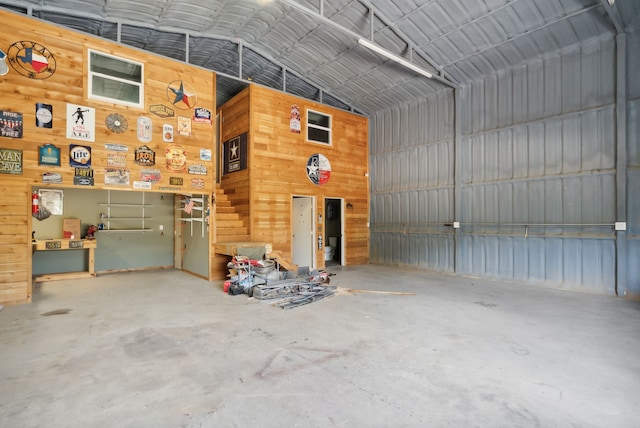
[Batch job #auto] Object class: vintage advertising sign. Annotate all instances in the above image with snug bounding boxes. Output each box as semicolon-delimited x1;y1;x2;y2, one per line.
7;40;56;79
104;169;130;186
105;143;128;152
194;107;212;124
43;172;62;184
163;124;174;142
190;178;205;190
166;144;187;172
69;144;91;168
306;153;331;185
178;116;191;136
0;148;22;174
134;145;155;166
66;104;95;142
35;103;53;128
0;111;23;138
290;104;301;133
0;48;8;76
223;133;247;174
149;104;175;118
140;168;161;183
188;164;207;175
169;177;183;186
133;181;152;190
200;148;211;161
107;153;127;168
137;116;152;143
73;167;94;186
39;143;61;166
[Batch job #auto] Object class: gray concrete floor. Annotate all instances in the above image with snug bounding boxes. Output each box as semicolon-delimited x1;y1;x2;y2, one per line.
1;265;639;428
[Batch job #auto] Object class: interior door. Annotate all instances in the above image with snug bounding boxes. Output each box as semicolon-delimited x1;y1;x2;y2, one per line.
292;196;314;269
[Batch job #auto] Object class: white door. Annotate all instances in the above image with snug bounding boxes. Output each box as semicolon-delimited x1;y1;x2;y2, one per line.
292;196;314;269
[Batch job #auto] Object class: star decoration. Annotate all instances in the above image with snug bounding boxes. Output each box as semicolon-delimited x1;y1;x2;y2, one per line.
230;141;239;159
167;80;196;109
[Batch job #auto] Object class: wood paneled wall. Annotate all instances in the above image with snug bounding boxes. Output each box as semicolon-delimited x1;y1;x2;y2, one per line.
219;85;370;268
219;88;250;221
0;10;216;304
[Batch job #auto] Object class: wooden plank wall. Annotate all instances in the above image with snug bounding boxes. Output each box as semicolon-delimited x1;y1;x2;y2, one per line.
0;10;216;304
0;179;31;304
219;88;250;222
248;85;369;268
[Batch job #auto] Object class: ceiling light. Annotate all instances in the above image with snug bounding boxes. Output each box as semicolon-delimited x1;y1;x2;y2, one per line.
358;38;433;79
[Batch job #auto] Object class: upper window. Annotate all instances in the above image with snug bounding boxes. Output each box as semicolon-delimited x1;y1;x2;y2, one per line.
88;50;144;108
307;109;332;145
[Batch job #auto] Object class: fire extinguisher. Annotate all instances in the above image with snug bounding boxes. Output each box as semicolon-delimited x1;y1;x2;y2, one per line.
32;191;39;214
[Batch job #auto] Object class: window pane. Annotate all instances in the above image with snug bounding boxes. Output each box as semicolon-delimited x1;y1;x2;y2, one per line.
308;127;329;144
92;75;140;104
308;111;330;128
90;52;142;83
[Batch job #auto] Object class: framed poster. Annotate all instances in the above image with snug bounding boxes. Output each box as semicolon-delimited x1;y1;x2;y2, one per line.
39;189;64;215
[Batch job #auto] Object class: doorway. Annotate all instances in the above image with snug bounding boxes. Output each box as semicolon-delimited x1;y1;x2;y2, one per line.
292;196;315;270
324;198;343;266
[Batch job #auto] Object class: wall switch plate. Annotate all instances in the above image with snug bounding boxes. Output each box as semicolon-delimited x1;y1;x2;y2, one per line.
159;225;164;231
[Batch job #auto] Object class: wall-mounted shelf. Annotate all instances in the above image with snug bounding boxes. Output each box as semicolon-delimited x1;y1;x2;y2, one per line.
99;190;154;232
180;194;206;237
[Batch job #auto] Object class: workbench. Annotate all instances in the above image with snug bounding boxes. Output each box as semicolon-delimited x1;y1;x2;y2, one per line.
32;239;97;282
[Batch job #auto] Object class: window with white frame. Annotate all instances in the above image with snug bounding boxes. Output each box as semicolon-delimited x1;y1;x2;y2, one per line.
307;109;332;145
88;50;144;108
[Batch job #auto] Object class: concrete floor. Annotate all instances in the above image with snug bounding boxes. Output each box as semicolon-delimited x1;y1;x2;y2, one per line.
1;265;639;428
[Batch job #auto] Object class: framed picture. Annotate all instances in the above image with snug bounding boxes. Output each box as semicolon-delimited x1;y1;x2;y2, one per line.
39;189;64;215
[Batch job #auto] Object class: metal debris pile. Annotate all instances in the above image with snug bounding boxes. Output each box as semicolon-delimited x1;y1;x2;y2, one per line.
223;256;336;309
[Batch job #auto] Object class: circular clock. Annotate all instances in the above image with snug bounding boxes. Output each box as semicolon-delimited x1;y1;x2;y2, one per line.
105;113;128;134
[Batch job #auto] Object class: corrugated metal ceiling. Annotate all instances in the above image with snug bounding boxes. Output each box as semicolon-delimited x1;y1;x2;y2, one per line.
1;0;636;114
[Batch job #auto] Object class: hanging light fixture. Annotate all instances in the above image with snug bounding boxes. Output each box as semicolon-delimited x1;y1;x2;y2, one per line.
358;38;433;79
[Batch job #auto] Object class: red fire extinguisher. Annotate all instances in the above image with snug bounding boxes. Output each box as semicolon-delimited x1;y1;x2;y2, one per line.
32;191;39;214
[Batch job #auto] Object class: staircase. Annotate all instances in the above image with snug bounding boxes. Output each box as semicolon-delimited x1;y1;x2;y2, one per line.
214;187;250;243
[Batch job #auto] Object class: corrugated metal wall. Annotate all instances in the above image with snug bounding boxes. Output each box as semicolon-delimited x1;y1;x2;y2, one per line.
370;33;638;295
626;29;640;298
370;90;456;272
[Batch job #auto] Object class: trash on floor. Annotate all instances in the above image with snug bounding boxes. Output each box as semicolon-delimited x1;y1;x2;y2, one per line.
223;256;336;309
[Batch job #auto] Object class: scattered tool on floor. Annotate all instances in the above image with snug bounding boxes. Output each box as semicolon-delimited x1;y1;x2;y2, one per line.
223;255;335;309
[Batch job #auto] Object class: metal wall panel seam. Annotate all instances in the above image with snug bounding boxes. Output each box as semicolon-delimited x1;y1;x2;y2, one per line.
615;32;628;297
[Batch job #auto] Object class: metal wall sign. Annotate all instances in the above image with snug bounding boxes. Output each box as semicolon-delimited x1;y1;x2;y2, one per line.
306;153;331;185
7;40;56;79
0;111;23;138
69;144;91;168
66;104;95;142
223;133;247;174
39;143;60;166
0;148;22;174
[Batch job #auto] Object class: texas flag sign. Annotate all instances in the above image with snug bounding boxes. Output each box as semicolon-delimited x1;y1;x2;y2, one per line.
7;41;56;79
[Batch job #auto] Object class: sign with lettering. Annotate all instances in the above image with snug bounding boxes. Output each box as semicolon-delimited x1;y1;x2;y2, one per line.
39;143;60;166
0;148;22;174
45;241;62;250
69;240;84;249
69;144;91;168
0;110;23;138
66;104;95;142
